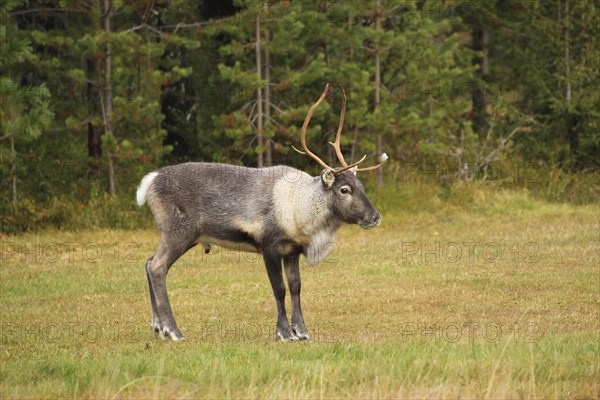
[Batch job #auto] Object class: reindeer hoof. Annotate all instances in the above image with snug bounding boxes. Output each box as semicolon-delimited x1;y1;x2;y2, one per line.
292;325;310;341
151;321;161;336
276;326;299;342
294;331;310;341
277;332;299;342
154;326;185;341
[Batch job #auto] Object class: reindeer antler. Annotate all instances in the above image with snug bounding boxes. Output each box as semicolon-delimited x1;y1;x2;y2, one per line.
327;85;367;174
291;83;336;173
293;83;388;176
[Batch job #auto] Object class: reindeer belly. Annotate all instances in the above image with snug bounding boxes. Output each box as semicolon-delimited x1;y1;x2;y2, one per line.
197;218;261;254
198;232;260;253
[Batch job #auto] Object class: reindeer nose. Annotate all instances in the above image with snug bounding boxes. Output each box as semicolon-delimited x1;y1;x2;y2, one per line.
373;211;382;226
360;211;381;229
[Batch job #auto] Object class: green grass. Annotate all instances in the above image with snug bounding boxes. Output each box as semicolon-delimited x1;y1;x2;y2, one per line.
1;188;598;398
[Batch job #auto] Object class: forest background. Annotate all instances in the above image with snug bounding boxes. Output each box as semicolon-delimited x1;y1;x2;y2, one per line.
1;0;598;233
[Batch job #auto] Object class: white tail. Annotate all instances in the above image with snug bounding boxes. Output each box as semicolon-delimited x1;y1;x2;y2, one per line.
136;171;158;206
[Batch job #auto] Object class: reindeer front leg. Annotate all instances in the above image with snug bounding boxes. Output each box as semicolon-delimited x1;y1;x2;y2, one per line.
283;254;309;340
263;251;298;342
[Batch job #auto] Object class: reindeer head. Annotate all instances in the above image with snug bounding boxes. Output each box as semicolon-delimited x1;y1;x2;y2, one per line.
293;83;388;229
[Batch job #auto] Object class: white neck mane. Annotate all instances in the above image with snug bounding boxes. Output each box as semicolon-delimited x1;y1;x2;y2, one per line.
273;170;340;265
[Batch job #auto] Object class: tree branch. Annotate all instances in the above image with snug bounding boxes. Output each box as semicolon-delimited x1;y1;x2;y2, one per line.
478;119;536;173
9;8;87;17
264;114;289;132
124;23;163;36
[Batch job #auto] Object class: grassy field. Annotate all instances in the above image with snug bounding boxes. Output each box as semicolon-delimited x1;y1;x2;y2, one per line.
1;187;598;398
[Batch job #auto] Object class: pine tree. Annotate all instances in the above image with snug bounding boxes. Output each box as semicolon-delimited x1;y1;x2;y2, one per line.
0;2;53;206
493;0;599;169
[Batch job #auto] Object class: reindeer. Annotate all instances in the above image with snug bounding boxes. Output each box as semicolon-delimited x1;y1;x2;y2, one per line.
137;83;387;341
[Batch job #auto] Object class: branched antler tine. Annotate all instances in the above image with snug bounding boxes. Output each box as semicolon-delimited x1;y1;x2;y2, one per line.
294;83;335;172
329;84;348;167
333;154;367;175
355;161;386;172
291;145;306;155
355;153;389;172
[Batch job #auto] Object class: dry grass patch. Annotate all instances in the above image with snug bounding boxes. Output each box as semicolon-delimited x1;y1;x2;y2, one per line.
1;190;598;398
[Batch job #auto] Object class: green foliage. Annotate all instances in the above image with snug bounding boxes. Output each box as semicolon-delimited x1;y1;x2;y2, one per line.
489;0;600;169
0;3;55;233
0;0;598;233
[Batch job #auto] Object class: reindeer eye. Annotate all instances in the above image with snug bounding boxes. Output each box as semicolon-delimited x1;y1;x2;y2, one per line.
340;187;351;195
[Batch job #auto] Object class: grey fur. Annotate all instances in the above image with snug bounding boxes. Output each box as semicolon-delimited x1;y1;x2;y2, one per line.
138;162;381;341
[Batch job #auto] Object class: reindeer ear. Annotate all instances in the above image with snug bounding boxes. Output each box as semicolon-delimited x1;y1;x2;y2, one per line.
321;170;335;189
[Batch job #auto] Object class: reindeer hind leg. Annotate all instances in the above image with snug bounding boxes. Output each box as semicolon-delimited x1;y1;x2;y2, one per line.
145;256;161;335
146;233;197;341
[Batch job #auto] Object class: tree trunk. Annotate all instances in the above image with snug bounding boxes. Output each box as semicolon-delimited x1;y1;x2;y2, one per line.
103;0;116;194
348;15;358;163
374;0;383;188
472;28;489;137
564;0;571;104
264;24;272;167
87;59;102;164
88;122;103;162
563;0;579;169
10;135;16;205
255;10;264;168
7;68;17;205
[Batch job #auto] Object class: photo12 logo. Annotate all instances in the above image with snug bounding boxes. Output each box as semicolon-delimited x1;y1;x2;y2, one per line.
1;321;150;344
0;241;140;264
398;321;543;343
399;241;539;265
